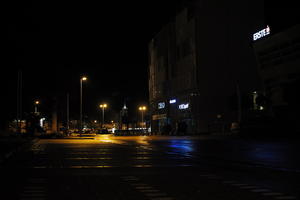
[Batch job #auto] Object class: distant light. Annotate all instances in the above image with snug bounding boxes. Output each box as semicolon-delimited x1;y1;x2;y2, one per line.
179;103;189;110
100;104;108;108
35;100;40;105
94;120;97;123
82;77;87;81
158;102;165;109
139;106;147;111
259;106;264;110
169;99;176;104
40;118;45;127
253;25;270;41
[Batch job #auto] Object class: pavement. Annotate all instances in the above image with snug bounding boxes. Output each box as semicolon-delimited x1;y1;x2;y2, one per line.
0;136;37;164
1;134;299;200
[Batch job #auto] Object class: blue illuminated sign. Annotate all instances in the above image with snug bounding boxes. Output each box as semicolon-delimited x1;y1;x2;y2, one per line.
169;99;176;104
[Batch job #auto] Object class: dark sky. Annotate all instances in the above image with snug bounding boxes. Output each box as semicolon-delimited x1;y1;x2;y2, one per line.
3;0;182;122
2;0;299;125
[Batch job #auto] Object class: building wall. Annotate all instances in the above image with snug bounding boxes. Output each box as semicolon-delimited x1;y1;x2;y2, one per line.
253;24;300;131
149;0;265;134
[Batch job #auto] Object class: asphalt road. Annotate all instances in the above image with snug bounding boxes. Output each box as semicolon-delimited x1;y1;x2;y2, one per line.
1;135;299;200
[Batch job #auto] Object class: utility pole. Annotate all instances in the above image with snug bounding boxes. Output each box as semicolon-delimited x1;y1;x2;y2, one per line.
67;93;69;130
236;83;242;123
17;70;22;133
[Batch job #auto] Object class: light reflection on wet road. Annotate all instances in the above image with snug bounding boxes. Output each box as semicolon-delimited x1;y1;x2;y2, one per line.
17;135;299;172
2;135;300;200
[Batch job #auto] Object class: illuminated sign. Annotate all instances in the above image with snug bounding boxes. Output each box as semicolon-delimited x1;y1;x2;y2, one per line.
169;99;176;104
179;103;189;110
158;102;165;109
253;26;270;41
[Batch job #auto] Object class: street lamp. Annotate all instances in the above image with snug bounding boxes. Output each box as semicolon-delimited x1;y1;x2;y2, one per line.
34;100;40;114
138;106;147;129
99;104;108;129
80;76;87;132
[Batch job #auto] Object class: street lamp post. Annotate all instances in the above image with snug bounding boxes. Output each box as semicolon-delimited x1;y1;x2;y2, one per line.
80;76;87;133
99;104;107;129
34;100;40;114
139;106;147;129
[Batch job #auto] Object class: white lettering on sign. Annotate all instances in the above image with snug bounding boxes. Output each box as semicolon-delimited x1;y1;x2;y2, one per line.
179;103;189;110
253;26;270;41
158;102;165;109
169;99;176;104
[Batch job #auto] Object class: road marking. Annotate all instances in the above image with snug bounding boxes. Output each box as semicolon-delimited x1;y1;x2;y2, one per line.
275;196;297;200
23;190;45;193
136;186;153;189
24;186;45;189
199;174;214;177
21;193;46;197
223;181;236;184
262;192;284;196
240;186;258;189
28;179;46;183
140;189;160;193
145;193;167;197
251;189;271;192
231;183;249;186
131;183;148;186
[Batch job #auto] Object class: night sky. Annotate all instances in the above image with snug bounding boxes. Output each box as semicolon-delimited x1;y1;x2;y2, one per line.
2;0;299;125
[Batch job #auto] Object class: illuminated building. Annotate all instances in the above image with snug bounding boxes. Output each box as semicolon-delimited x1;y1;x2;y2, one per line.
253;24;300;132
149;0;265;134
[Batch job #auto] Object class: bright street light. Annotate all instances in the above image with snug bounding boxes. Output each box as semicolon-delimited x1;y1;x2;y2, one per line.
99;104;108;129
139;106;147;128
34;100;40;113
80;76;87;133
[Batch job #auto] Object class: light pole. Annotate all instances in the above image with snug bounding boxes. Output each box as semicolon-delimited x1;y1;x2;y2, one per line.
80;76;87;132
139;106;147;129
99;104;107;129
34;100;40;114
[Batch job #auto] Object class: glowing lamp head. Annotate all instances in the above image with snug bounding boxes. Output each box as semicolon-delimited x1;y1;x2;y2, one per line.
139;106;147;111
81;77;87;81
35;101;40;105
100;104;108;108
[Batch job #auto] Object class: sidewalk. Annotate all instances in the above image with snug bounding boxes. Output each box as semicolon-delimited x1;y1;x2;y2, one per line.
0;135;37;165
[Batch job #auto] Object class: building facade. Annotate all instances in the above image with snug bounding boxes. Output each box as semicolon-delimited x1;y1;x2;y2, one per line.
253;24;300;132
149;0;265;134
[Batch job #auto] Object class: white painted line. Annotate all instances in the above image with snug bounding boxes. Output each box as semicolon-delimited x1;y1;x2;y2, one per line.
145;193;167;197
150;198;173;200
262;192;284;196
21;193;46;197
122;176;136;179
24;186;45;189
251;189;271;192
140;189;160;193
131;183;148;186
275;196;297;200
23;190;45;193
223;181;236;184
123;178;139;181
231;184;248;186
21;198;45;200
240;186;258;189
136;186;153;189
199;174;214;177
